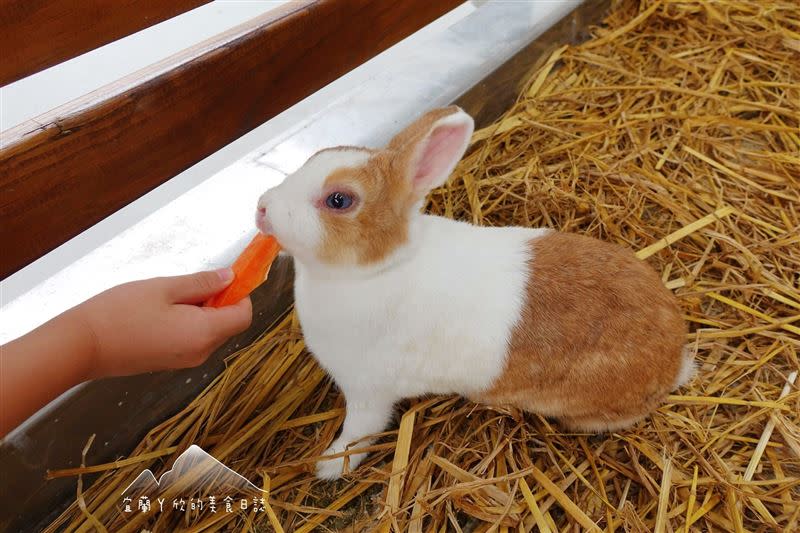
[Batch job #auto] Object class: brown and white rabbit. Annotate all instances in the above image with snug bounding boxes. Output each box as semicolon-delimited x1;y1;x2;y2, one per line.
256;106;693;479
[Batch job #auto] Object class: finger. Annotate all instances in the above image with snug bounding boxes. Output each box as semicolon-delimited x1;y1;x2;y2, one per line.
166;269;235;304
202;296;253;340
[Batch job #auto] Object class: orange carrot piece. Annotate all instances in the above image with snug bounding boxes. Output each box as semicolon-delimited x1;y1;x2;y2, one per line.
204;233;281;307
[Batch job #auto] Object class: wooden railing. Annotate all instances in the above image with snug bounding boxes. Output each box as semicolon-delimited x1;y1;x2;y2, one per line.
0;0;463;279
0;1;212;86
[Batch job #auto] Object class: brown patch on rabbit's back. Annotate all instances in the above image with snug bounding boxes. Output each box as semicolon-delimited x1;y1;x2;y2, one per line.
472;231;686;431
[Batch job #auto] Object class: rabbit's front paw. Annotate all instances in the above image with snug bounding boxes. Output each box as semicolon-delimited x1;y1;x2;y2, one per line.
315;455;346;480
315;441;366;480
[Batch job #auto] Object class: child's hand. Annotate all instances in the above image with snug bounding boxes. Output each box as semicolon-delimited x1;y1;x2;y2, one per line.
0;269;253;436
76;269;253;379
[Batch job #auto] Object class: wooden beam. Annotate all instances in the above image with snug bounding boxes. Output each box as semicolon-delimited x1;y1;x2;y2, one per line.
0;0;464;279
0;0;211;86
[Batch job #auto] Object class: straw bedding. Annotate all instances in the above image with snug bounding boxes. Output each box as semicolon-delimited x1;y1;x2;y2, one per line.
46;0;799;531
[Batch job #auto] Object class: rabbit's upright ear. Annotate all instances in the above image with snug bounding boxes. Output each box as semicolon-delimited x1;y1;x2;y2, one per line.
388;106;474;197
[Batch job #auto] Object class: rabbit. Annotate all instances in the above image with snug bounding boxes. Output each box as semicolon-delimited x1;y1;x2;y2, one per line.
255;106;693;480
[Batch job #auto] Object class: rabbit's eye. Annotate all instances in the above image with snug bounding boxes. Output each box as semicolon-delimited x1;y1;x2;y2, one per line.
325;191;354;210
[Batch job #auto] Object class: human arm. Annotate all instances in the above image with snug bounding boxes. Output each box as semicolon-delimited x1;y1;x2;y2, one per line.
0;269;251;437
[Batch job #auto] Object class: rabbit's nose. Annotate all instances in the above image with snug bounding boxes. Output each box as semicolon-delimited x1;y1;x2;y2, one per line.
255;204;273;234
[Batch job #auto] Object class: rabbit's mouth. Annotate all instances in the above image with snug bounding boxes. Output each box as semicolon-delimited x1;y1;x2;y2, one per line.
255;207;273;236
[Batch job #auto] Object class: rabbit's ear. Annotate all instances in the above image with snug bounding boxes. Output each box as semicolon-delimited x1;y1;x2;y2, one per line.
388;107;474;196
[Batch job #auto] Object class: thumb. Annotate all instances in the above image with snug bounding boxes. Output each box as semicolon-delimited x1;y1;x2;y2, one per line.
201;297;253;340
166;269;235;304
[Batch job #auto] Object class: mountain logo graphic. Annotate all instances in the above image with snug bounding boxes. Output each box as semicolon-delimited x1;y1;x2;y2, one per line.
120;445;264;514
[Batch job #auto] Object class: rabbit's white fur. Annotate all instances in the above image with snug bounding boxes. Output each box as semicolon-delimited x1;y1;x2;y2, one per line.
296;216;548;478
